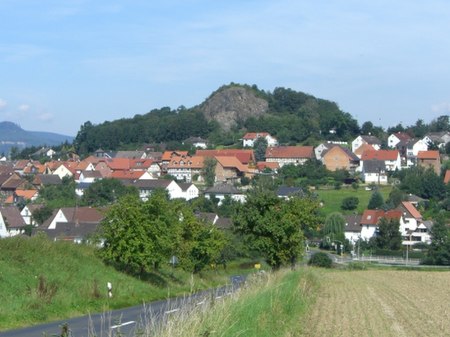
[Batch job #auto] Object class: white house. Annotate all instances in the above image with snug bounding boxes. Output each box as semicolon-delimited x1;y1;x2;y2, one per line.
361;149;401;172
362;160;388;184
52;164;73;179
242;132;278;148
423;131;450;149
344;214;362;244
388;132;411;148
132;179;184;201
351;135;381;153
398;201;432;246
405;139;429;167
204;183;246;205
179;183;200;201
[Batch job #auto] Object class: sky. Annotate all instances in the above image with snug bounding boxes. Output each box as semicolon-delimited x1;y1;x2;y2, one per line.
1;0;450;137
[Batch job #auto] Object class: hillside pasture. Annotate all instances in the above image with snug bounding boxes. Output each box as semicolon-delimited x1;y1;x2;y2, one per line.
315;185;392;215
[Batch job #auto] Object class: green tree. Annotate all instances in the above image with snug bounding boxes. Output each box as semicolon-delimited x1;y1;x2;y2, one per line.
36;176;77;208
202;157;217;187
424;215;450;265
32;205;54;225
368;190;384;210
323;212;346;236
253;136;268;162
341;196;359;210
233;190;320;269
98;192;180;275
375;218;402;250
81;178;138;206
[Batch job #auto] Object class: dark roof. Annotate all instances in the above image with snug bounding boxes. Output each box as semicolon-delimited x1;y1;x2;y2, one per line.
322;145;359;162
204;183;242;195
131;179;173;190
361;135;381;145
178;182;197;192
195;212;218;224
35;174;62;185
0;206;26;228
42;207;105;229
363;160;386;173
344;214;362;232
215;217;232;230
36;222;100;241
276;186;304;197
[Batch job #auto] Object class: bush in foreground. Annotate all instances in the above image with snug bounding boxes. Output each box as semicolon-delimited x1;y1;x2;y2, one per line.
308;252;333;268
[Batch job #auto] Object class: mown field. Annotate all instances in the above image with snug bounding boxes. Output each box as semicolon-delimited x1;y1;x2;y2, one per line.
302;268;450;337
157;267;450;337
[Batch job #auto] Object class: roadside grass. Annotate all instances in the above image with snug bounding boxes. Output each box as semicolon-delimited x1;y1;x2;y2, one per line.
155;268;317;337
315;185;392;215
0;235;257;331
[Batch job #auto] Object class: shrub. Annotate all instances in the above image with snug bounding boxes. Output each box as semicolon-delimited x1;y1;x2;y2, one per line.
308;252;333;268
341;196;359;210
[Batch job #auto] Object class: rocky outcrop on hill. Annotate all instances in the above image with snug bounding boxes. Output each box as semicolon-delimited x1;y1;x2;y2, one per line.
198;86;268;131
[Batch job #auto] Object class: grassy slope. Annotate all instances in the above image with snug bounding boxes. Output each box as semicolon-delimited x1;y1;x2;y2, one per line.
315;185;392;215
0;236;251;331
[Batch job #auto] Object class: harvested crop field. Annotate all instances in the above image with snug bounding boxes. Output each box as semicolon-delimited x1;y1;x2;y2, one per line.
301;269;450;337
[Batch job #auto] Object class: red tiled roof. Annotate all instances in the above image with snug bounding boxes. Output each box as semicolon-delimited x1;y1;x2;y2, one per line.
392;132;411;142
168;155;204;169
215;156;248;172
361;209;402;226
265;146;314;159
196;149;255;164
15;189;38;200
243;132;270;140
102;158;132;170
417;150;440;160
110;170;146;180
361;149;399;161
401;201;422;220
161;151;189;161
256;161;279;171
354;143;375;156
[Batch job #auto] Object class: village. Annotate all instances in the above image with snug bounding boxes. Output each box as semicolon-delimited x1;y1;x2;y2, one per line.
0;130;449;255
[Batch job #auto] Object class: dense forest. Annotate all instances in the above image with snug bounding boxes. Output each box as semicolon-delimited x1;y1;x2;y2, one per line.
57;83;448;156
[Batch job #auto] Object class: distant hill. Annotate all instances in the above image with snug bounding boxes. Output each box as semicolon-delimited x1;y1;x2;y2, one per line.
0;121;73;154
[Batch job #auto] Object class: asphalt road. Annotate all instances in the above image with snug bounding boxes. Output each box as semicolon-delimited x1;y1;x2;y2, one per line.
2;276;245;337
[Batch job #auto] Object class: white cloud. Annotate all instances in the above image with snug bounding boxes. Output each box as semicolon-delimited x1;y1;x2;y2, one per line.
37;112;53;121
0;99;6;110
18;104;30;112
431;102;450;114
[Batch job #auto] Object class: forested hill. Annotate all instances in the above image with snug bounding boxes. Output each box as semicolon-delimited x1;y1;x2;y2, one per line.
74;84;359;154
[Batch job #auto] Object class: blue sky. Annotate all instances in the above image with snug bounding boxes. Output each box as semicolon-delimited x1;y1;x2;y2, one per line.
1;0;450;136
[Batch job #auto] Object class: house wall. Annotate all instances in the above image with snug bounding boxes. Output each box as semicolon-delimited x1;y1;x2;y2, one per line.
360;225;377;241
215;164;239;182
49;210;68;229
418;158;441;175
388;134;400;148
363;172;388;184
322;147;350;171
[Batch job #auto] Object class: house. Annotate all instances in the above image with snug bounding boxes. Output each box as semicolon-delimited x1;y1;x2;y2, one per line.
276;186;304;199
183;137;208;149
36;222;101;243
214;156;250;183
360;149;401;171
31;147;56;159
178;183;200;201
397;201;431;246
388;132;411;149
423;131;450;149
417;150;441;175
167;155;204;183
5;189;39;205
195;212;232;230
353;143;376;160
444;170;450;184
405;139;429;167
351;135;381;153
344;214;363;244
77;170;103;184
110;170;153;181
204;183;246;205
362;160;388;185
359;209;402;241
161;151;189;170
0;206;27;236
265;146;314;167
32;174;62;188
321;145;359;172
242;132;278;148
130;179;183;201
1;174;29;195
52;163;74;179
42;206;105;230
21;204;44;226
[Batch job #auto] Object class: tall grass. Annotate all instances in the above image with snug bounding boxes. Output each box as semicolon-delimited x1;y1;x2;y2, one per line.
154;268;317;337
0;235;253;331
